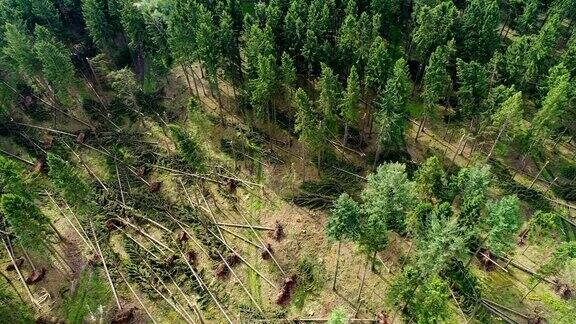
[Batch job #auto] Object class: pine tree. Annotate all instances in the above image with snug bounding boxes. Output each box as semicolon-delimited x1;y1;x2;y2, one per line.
30;0;62;31
294;88;322;153
456;58;490;122
417;42;453;141
249;54;276;120
531;69;570;139
82;0;121;49
485;195;521;255
412;1;458;61
2;21;40;79
337;13;359;69
243;22;275;79
317;63;340;136
487;91;524;160
458;0;500;62
0;194;52;252
47;153;91;207
365;36;392;93
280;51;297;99
326;193;360;290
362;162;415;235
413;156;446;202
33;25;77;102
453;165;492;228
340;65;360;146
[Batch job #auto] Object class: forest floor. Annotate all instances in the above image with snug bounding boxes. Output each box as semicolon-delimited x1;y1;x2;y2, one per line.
1;63;576;323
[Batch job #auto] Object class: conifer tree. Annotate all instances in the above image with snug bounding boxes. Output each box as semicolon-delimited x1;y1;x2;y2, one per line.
280;52;297;101
531;70;570;139
458;0;500;62
362;162;415;235
413;156;446;202
485;195;521;255
249;54;277;120
417;42;453;141
326;193;360;290
0;194;53;252
317;63;340;136
340;65;360;146
47;153;91;207
365;36;391;93
30;0;62;31
294;88;322;154
2;22;40;79
456;59;490;123
82;0;122;49
412;1;457;61
33;25;77;102
487;91;524;160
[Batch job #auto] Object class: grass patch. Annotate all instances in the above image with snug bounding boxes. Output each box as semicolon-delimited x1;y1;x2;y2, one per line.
59;270;111;324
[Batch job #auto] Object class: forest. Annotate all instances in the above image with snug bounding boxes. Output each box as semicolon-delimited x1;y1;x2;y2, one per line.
0;0;576;322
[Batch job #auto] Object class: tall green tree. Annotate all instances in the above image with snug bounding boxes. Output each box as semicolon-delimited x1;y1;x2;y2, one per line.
249;54;277;120
340;65;360;146
456;59;490;123
458;0;500;62
294;88;323;155
279;52;297;101
485;195;521;255
362;162;415;235
411;1;458;62
417;42;453;141
0;194;54;252
487;91;524;160
531;69;570;139
326;193;361;290
2;22;40;79
365;36;392;93
413;156;446;202
33;25;77;103
317;63;340;136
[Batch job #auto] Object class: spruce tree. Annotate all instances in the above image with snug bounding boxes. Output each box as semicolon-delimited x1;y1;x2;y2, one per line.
47;153;91;207
170;125;205;171
485;195;521;255
340;65;360;146
326;193;360;290
317;63;340;136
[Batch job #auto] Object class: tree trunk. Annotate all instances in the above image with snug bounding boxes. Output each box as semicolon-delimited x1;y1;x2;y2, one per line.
182;64;194;96
2;239;38;309
332;241;342;291
415;116;426;142
0;270;25;304
529;160;549;190
354;257;370;317
343;123;349;147
486;117;510;161
373;139;382;171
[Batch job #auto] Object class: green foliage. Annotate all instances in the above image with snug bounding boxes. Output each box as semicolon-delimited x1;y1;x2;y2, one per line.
365;36;392;92
423;42;453;111
389;267;451;324
33;25;77;101
0;286;34;323
458;0;499;62
532;69;570;138
249;54;276;118
294;88;323;152
485;195;521;255
491;91;524;140
293;256;325;310
413;156;446;201
280;51;297;91
82;0;120;48
47;153;91;207
169;125;204;171
412;1;458;60
60;270;111;323
0;156;31;200
106;67;139;108
452;165;492;228
3;21;40;78
0;193;51;251
340;65;360;127
406;201;433;237
243;22;274;78
318;63;340;134
326;193;360;242
456;58;489;120
539;241;576;276
327;307;348;324
362;162;415;236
